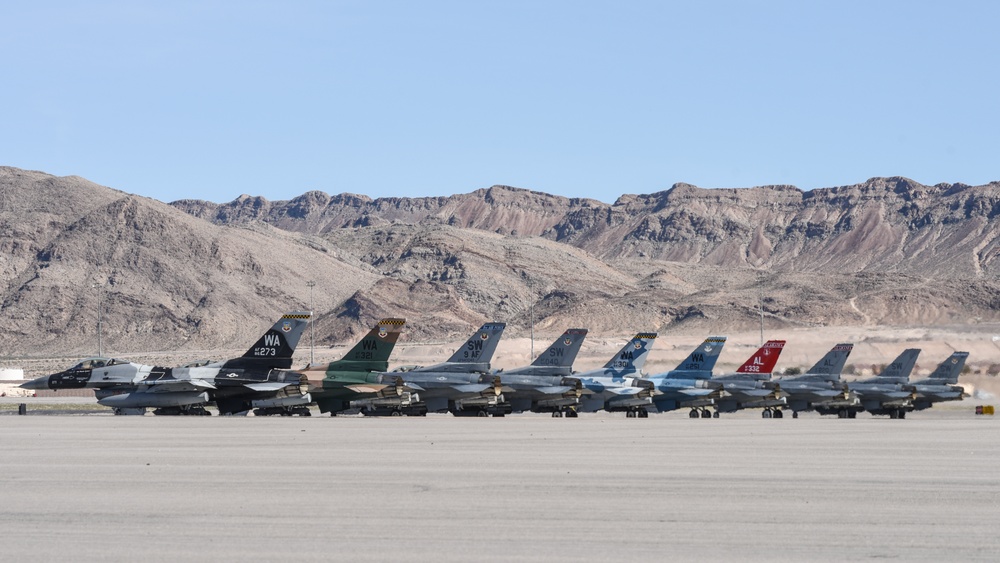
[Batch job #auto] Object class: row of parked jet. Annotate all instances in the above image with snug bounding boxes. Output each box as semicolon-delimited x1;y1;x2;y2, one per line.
21;312;968;418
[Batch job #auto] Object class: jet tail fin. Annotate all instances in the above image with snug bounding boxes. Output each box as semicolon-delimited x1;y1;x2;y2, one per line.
806;343;854;376
735;340;786;378
672;336;726;373
444;323;507;365
328;318;406;372
602;333;657;373
879;348;921;381
238;312;311;368
925;351;969;384
530;328;588;368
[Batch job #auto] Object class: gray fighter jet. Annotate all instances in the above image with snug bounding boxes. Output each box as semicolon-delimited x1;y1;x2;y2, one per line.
697;340;789;418
22;312;311;415
763;342;859;418
571;332;659;417
908;351;969;411
348;322;508;416
494;328;589;416
819;348;921;419
638;336;727;418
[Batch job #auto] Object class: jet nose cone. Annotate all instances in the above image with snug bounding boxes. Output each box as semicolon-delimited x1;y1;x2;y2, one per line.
20;375;51;390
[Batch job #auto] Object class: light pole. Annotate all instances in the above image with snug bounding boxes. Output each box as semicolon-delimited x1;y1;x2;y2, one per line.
306;281;316;366
529;295;534;360
92;282;104;357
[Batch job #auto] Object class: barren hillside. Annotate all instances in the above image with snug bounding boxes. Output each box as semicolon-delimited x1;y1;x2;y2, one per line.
3;166;999;362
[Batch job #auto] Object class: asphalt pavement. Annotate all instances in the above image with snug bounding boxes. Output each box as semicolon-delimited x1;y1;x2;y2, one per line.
2;409;998;561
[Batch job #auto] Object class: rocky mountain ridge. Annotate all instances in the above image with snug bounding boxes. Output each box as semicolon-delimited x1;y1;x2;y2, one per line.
3;166;999;358
173;177;1000;277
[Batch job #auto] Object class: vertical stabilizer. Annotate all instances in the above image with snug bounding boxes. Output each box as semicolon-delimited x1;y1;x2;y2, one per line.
806;343;854;376
671;336;727;375
530;328;588;368
924;351;968;384
444;322;507;365
328;318;406;372
602;333;657;374
238;311;311;368
878;348;921;382
735;340;786;376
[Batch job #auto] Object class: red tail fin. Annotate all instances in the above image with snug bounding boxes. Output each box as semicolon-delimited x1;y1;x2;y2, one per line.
736;340;786;375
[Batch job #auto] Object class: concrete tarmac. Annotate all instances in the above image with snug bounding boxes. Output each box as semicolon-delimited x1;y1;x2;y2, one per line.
2;410;998;561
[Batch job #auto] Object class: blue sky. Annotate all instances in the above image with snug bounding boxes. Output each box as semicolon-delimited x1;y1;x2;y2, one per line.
3;1;997;204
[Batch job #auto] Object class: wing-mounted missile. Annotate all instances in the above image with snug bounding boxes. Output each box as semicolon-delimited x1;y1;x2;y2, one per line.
349;376;422;412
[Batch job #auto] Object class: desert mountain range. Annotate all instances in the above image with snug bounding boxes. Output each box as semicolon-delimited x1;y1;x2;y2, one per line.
2;166;999;368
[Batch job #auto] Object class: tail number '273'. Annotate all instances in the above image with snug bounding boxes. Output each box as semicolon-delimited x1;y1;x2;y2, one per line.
254;347;277;356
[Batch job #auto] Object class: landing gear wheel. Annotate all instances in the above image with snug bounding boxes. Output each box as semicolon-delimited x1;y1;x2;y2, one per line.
792;411;799;419
390;410;402;417
566;410;578;418
838;409;848;419
701;409;712;419
689;409;700;419
899;411;906;419
774;409;783;419
712;411;719;418
477;410;488;417
848;410;857;419
552;411;562;418
626;411;636;418
638;409;649;418
762;409;772;419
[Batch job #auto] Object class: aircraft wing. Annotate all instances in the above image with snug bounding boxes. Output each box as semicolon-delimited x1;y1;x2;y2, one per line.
244;382;295;392
535;386;577;395
607;387;644;396
676;388;716;397
139;379;216;393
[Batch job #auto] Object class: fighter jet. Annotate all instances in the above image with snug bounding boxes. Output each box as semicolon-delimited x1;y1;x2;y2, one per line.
763;343;859;418
637;336;727;418
291;318;406;416
819;348;921;419
493;328;589;417
705;340;788;418
570;333;659;417
21;312;311;415
348;322;508;416
908;351;969;412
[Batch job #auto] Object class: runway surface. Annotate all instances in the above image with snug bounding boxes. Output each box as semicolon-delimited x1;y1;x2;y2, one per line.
2;409;998;561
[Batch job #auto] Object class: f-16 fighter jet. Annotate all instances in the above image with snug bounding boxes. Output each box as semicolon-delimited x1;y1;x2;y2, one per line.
762;342;859;418
704;340;788;418
908;351;969;412
569;332;658;417
291;318;406;416
348;322;507;417
819;348;921;419
22;312;311;415
492;328;589;417
635;336;727;417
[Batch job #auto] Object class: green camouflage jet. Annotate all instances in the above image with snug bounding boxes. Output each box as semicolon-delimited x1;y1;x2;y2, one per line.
298;318;407;416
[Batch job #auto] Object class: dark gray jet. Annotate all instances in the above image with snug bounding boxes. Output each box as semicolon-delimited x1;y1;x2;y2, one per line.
495;328;589;417
908;351;969;411
763;342;859;418
822;348;921;419
22;312;311;415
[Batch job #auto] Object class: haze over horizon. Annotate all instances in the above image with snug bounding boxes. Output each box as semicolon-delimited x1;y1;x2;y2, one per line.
3;1;998;205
